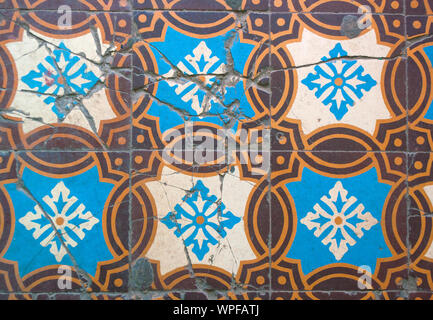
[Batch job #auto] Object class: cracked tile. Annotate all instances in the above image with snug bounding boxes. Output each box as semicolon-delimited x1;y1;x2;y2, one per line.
130;150;271;292
0;0;431;301
270;12;407;151
132;10;270;150
0;151;130;293
0;9;132;150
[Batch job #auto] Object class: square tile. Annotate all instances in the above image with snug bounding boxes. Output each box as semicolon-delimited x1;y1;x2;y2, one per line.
0;0;432;301
271;151;408;292
270;13;407;152
132;10;270;150
0;151;130;293
130;150;271;291
0;10;131;150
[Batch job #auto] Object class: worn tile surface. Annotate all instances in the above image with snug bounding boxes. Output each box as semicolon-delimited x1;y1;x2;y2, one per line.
0;0;432;300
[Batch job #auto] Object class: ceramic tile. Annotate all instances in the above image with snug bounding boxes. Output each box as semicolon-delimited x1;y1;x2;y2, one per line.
129;150;271;292
271;151;408;293
271;13;407;151
0;0;431;301
0;151;130;293
0;10;131;150
407;15;433;38
409;292;433;300
132;10;270;150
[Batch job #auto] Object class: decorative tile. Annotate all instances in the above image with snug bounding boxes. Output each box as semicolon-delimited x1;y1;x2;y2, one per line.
0;9;131;150
271;12;406;151
0;151;130;293
271;151;408;292
130;150;270;291
0;0;432;301
132;10;270;150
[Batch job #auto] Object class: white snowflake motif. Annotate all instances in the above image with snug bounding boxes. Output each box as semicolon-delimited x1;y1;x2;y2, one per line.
163;41;226;115
301;181;378;260
19;181;99;262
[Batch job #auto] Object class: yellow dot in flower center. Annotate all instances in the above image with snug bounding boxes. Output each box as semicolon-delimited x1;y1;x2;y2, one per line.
334;216;343;225
56;217;65;226
196;216;205;224
277;156;285;165
135;155;143;164
118;137;126;145
334;77;343;86
136;134;145;143
277;18;285;27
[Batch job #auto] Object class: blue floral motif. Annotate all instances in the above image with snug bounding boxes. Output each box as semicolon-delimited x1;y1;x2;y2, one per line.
302;43;377;120
21;42;99;120
161;180;241;261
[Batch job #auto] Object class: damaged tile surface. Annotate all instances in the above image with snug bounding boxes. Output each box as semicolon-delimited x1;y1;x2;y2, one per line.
0;0;432;300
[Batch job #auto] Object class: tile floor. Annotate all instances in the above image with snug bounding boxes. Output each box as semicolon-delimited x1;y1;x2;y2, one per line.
0;0;432;300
